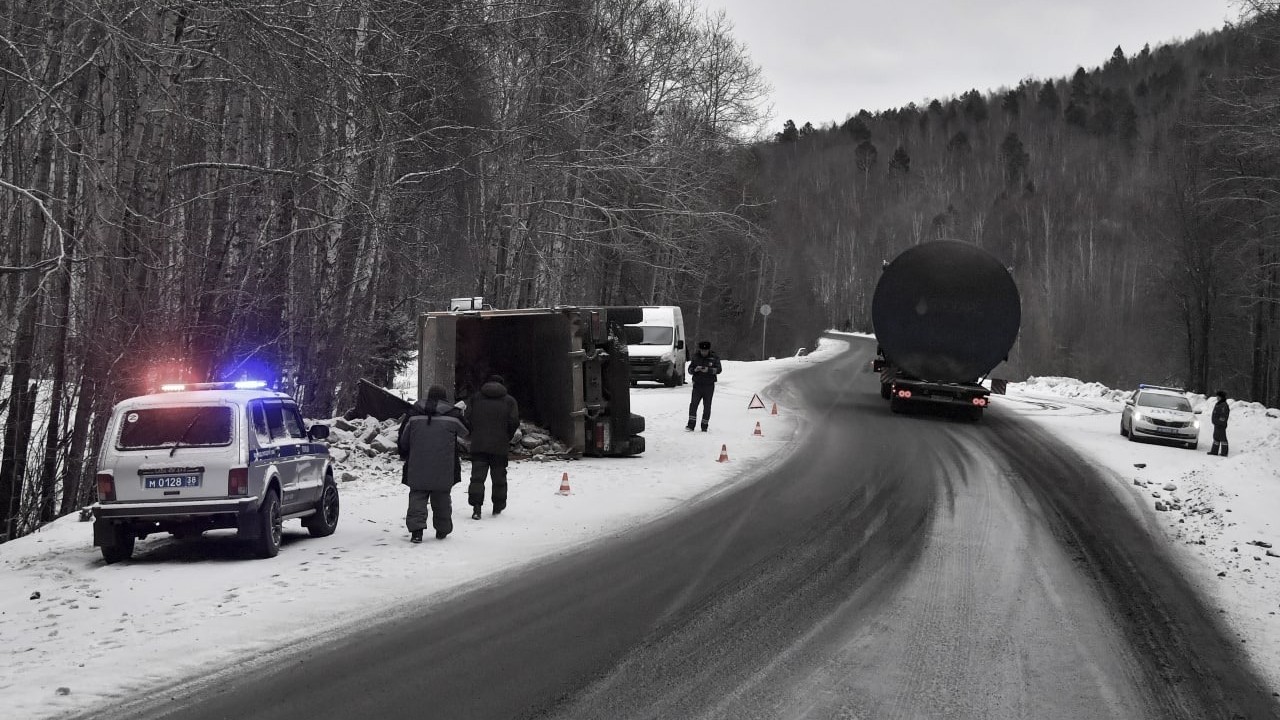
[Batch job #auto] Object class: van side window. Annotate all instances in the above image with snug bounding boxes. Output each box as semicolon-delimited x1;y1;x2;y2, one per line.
283;405;307;439
264;401;288;440
251;402;271;443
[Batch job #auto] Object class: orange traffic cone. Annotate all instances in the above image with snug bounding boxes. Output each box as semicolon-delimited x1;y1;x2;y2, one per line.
770;402;779;416
753;421;763;437
716;444;730;462
557;472;571;495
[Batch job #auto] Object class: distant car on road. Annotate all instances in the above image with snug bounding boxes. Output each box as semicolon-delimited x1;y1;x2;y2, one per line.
91;381;338;563
1120;385;1201;449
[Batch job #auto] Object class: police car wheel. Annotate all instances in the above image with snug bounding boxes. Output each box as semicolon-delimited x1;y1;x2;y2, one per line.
101;525;135;564
253;490;283;559
305;482;340;538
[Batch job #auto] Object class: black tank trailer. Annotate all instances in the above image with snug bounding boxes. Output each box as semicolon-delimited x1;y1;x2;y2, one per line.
871;240;1021;420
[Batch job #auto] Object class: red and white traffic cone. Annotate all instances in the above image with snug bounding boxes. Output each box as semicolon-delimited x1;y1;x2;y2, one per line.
716;444;730;462
753;421;763;437
770;402;779;416
557;472;571;495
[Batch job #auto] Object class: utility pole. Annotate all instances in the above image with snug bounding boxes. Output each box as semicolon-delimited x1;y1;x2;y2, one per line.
759;304;771;360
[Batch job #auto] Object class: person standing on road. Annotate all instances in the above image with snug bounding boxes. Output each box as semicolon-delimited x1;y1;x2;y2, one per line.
1208;390;1230;457
465;375;520;520
397;385;469;542
686;340;722;432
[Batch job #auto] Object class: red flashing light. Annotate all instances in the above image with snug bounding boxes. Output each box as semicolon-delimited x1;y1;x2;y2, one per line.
896;390;912;399
96;473;116;502
972;397;988;407
594;421;605;452
228;467;249;496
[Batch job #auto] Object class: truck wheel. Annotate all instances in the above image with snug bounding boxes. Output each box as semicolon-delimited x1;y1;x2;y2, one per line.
889;397;905;414
101;524;135;564
305;481;340;537
627;413;645;435
880;384;891;400
251;489;283;558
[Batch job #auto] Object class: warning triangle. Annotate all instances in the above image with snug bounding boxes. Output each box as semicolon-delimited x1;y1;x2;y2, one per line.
748;393;766;410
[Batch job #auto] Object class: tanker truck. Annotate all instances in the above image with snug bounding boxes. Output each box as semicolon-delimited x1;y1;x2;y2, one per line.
871;241;1021;421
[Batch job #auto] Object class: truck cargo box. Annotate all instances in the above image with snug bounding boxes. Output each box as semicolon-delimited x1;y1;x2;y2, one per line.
418;306;644;457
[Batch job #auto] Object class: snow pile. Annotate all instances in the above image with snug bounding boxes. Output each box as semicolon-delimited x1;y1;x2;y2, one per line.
1021;376;1130;402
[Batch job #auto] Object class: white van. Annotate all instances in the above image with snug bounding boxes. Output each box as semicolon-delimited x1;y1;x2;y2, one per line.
625;306;688;386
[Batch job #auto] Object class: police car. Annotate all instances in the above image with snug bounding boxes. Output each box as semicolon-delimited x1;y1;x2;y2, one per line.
1120;384;1202;450
91;381;338;563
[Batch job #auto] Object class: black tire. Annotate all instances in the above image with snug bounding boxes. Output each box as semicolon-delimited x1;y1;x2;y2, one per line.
1120;421;1128;437
889;397;905;414
305;482;340;538
1127;425;1138;443
968;407;984;422
627;412;646;436
1185;440;1199;450
252;489;283;559
101;524;135;564
880;384;892;400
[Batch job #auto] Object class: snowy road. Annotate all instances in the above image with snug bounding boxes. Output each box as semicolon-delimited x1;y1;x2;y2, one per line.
108;337;1279;720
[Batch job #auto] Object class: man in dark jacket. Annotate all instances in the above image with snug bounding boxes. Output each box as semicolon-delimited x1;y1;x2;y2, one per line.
686;340;722;432
465;375;520;520
1208;390;1230;457
397;385;469;542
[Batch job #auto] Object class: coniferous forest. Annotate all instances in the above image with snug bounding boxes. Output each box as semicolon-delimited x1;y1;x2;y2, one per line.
3;0;1279;538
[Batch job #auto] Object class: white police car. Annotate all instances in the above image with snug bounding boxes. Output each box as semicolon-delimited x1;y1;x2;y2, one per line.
91;381;337;563
1120;384;1201;450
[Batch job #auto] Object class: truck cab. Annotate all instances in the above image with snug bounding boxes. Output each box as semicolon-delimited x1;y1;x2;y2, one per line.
624;306;687;387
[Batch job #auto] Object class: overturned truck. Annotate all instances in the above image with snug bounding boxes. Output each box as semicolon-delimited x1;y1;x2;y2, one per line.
418;306;646;457
872;241;1021;421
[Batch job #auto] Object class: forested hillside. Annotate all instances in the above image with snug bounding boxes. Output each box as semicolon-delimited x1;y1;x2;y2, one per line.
0;0;770;539
4;0;1279;541
750;8;1280;407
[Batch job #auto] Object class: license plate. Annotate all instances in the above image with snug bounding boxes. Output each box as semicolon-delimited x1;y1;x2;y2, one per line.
1154;427;1176;435
144;475;201;489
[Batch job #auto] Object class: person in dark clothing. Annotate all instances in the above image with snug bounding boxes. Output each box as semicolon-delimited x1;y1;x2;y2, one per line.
465;375;520;519
686;340;722;431
1208;390;1230;457
397;385;469;542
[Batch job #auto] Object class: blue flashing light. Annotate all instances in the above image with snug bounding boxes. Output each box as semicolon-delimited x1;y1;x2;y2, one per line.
234;380;268;390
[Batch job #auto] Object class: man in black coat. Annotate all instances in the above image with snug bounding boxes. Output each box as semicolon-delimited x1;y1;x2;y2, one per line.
397;385;469;542
465;375;520;520
1208;389;1230;457
686;340;722;432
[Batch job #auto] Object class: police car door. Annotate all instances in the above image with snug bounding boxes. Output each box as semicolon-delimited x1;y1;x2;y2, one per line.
281;401;322;505
260;399;302;508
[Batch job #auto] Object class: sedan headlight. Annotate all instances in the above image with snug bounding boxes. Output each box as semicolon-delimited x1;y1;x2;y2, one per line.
1192;419;1200;429
1131;411;1144;423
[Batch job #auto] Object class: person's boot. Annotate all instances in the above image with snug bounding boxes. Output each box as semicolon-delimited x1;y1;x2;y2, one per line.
471;506;482;520
492;504;504;516
436;530;449;540
686;417;696;431
1221;444;1229;457
701;424;708;432
1208;442;1219;456
410;530;423;543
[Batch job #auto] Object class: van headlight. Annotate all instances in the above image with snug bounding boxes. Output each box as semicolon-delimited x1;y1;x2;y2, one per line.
660;351;674;364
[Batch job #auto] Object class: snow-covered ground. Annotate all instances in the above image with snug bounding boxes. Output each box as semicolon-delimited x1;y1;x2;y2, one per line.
3;336;1279;719
999;376;1280;688
0;340;835;720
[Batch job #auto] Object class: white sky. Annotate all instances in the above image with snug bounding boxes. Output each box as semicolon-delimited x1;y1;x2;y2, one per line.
698;0;1242;129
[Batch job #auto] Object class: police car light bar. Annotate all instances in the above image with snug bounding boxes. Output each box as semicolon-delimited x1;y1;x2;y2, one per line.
1138;383;1188;394
159;381;269;392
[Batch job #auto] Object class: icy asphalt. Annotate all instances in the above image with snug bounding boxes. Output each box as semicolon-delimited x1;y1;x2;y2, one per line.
94;336;1280;720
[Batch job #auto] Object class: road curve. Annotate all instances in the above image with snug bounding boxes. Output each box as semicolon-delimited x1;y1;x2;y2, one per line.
108;336;1278;720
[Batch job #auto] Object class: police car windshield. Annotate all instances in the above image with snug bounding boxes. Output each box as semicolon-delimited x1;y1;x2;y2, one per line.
627;325;674;345
1138;393;1192;412
118;406;233;449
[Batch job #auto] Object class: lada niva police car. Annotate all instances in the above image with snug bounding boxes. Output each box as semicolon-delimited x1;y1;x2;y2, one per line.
91;381;338;563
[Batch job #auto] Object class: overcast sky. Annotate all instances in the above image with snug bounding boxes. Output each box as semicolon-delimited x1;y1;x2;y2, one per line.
698;0;1241;132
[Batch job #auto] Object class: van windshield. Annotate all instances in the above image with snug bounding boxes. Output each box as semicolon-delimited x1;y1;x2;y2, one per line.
627;325;674;345
118;406;234;450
